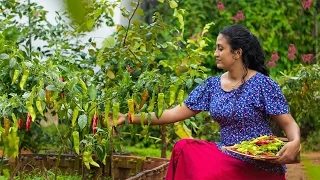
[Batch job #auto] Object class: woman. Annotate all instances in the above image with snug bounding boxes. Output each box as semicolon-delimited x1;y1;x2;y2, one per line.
110;25;301;180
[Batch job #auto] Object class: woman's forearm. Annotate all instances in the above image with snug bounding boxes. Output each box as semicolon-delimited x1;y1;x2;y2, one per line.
131;104;200;125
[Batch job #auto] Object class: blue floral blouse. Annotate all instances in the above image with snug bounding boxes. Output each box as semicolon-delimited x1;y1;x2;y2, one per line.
184;72;289;174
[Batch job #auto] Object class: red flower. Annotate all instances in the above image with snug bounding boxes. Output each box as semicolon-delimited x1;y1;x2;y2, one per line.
289;44;297;54
302;54;313;63
302;0;312;10
268;60;276;68
287;53;296;60
231;16;238;23
217;2;225;11
237;10;245;21
271;51;280;61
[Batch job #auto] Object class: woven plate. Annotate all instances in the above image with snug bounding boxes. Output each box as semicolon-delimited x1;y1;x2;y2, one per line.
221;146;280;161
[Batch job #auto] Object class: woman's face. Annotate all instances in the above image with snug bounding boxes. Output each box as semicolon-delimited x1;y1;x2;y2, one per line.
214;34;237;70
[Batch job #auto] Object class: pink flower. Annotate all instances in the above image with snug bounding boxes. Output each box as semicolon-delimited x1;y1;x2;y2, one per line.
268;60;277;68
302;54;313;63
302;0;312;10
190;36;196;41
271;51;280;61
287;53;296;60
231;16;238;23
217;2;225;11
289;44;297;54
237;10;245;21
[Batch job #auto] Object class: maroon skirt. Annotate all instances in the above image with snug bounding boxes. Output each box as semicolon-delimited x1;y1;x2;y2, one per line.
165;139;286;180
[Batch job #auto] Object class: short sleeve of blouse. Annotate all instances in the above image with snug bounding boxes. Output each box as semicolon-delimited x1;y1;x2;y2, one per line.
183;77;213;111
259;77;290;115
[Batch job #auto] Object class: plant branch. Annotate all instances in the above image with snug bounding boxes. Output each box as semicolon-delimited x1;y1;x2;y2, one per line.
123;0;141;47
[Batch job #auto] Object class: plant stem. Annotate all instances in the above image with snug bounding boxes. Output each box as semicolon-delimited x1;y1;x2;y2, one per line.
123;0;141;47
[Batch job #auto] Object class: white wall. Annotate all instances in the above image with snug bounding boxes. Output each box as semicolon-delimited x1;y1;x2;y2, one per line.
31;0;121;48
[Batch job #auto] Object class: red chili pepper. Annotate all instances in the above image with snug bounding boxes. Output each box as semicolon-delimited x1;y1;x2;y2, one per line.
18;119;23;129
92;114;98;134
60;77;65;82
247;151;253;155
134;103;137;111
128;112;133;123
61;91;65;99
27;113;32;121
270;135;274;140
263;152;273;156
26;119;31;131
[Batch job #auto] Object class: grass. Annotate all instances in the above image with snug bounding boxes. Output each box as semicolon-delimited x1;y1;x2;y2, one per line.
301;157;320;180
123;146;172;159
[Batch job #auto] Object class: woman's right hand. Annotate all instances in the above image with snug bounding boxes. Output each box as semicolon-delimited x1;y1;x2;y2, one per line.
108;112;126;127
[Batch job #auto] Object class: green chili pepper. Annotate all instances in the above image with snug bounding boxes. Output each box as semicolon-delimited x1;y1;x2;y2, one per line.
72;131;80;155
140;112;146;126
72;106;79;127
169;85;176;106
26;101;36;121
83;151;91;169
36;100;44;116
11;113;18;129
104;100;111;129
79;79;87;95
147;91;156;112
113;102;120;127
11;70;20;85
178;89;184;106
157;93;165;118
4;118;10;136
19;69;29;90
128;99;135;122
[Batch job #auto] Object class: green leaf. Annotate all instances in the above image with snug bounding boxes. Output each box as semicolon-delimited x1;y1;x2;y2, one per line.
194;78;204;85
78;114;87;130
87;19;94;30
186;79;193;89
46;85;57;91
102;36;115;49
0;54;9;60
88;85;97;101
9;58;16;67
169;1;178;8
136;8;144;16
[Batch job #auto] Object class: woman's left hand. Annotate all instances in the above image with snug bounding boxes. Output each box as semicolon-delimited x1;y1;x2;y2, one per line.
268;140;300;164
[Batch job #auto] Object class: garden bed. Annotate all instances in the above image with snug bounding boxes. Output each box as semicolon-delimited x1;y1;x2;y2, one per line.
4;154;169;179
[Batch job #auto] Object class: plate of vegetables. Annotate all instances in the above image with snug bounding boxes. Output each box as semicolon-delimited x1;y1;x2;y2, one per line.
222;135;287;160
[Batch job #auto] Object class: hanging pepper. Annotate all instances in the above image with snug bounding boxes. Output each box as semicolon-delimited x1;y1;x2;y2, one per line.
104;100;111;129
4;118;10;136
112;102;119;127
18;119;23;129
61;91;65;99
140;112;146;126
72;131;80;155
11;113;18;129
72;106;79;127
139;89;149;110
19;69;29;90
45;89;51;105
83;151;100;169
26;101;36;121
27;112;32;122
36;100;44;116
178;89;185;106
11;70;20;85
169;85;176;106
59;77;65;82
157;93;165;118
128;99;135;122
79;79;88;95
147;91;156;112
92;114;98;134
26;119;31;131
